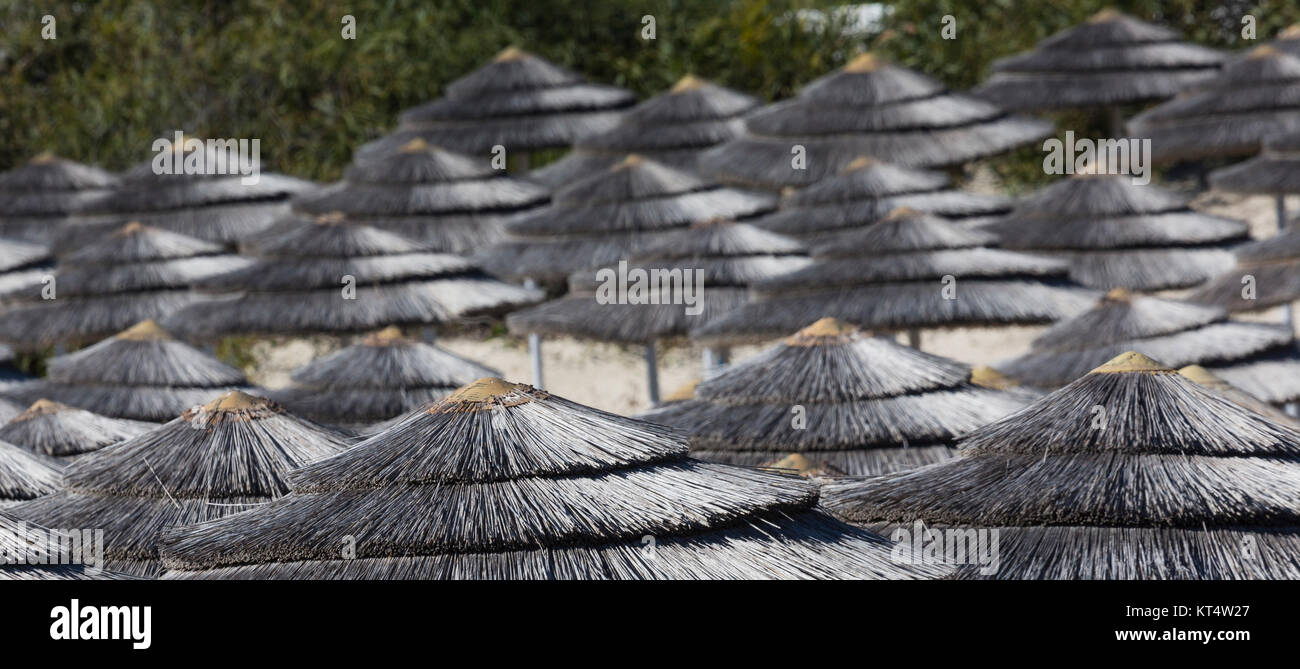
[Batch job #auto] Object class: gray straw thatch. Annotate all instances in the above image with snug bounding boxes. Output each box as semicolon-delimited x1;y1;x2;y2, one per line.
0;153;118;244
270;326;498;428
0;222;253;350
3;320;251;422
1129;44;1300;164
824;352;1300;579
160;211;542;340
974;9;1224;111
505;219;809;343
692;208;1098;345
5;390;351;576
749;156;1011;242
640;318;1027;476
0;236;52;299
531;75;760;187
356;47;635;160
0;511;132;580
996;289;1300;403
58;137;314;251
1186;225;1300;312
1178;364;1298;426
158;377;946;580
478;155;776;285
1209;129;1300;196
0;400;152;459
699;53;1053;190
0;438;61;505
983;173;1248;291
295;138;549;255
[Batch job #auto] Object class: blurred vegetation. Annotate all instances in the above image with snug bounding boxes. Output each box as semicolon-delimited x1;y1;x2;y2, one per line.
3;0;1300;186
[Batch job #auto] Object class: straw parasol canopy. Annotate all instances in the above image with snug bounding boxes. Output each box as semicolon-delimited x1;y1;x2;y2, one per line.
505;219;809;343
1276;23;1300;56
1177;364;1297;426
0;400;152;459
478;155;775;285
530;75;760;188
3;320;251;422
0;236;52;298
974;9;1224;112
1128;45;1300;164
0;153;118;244
59;137;314;251
692;208;1098;345
270;326;498;428
158;377;945;580
983;173;1248;291
1209;129;1300;196
824;352;1300;579
0;222;254;350
0;511;132;580
0;439;61;506
640;318;1028;475
699;53;1053;190
295;138;549;255
5;391;351;576
1186;225;1300;312
748;156;1011;242
160;211;542;340
996;288;1300;403
356;47;636;160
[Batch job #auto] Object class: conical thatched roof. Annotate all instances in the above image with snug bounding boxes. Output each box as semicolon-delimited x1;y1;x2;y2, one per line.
356;47;636;160
0;439;61;505
748;156;1011;241
0;222;253;350
0;153;118;244
1129;45;1300;163
984;174;1248;291
60;138;314;249
531;75;760;187
0;511;131;580
0;236;52;299
158;378;945;580
160;212;542;340
641;318;1027;475
270;326;498;427
974;9;1224;111
1209;128;1300;195
504;219;809;343
1187;225;1300;312
997;289;1300;403
1178;364;1297;425
824;352;1300;579
478;155;775;284
294;139;549;255
699;53;1053;190
5;391;351;576
0;400;151;459
692;208;1098;344
3;320;250;421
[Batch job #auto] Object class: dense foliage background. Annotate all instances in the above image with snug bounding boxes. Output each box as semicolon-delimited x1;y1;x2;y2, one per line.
3;0;1300;182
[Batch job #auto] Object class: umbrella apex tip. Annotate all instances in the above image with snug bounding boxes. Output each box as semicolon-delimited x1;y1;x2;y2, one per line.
671;74;707;93
433;378;539;412
495;46;528;62
116;319;172;342
843;52;883;73
1091;351;1171;374
970;365;1018;390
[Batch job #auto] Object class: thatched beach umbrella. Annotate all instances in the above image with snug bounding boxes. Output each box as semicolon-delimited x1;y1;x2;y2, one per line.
1128;45;1300;164
1177;364;1297;426
1209;129;1300;234
749;156;1011;242
0;222;253;350
161;211;541;340
506;219;809;401
0;153;118;243
295;138;549;255
997;289;1300;404
983;172;1248;291
823;352;1300;579
0;400;151;459
974;9;1224;122
3;320;250;422
356;47;635;164
699;53;1053;190
531;75;759;188
0;236;52;298
1186;224;1300;317
479;155;775;286
0;439;60;506
158;378;944;580
692;208;1098;347
60;138;314;251
6;391;351;576
270;326;497;429
640;318;1027;476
